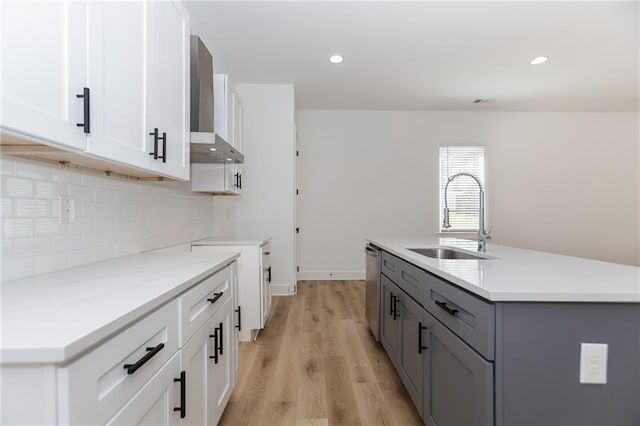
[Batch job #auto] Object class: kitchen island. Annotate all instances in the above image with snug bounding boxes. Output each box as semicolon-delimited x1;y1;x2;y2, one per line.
367;237;640;426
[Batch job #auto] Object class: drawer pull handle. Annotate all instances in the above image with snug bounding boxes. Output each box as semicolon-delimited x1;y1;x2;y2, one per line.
218;322;224;356
76;87;90;134
207;292;223;304
123;343;165;375
209;328;219;364
267;266;272;283
264;251;271;255
390;293;400;320
236;306;242;331
173;370;186;419
435;300;458;315
418;322;428;354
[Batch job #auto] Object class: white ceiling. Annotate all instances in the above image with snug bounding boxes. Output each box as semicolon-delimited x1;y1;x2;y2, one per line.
184;1;639;112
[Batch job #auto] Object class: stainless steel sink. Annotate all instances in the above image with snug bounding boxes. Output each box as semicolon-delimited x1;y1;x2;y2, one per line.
408;247;487;260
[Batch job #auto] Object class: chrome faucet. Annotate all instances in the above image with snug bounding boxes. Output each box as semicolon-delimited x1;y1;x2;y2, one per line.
442;172;492;252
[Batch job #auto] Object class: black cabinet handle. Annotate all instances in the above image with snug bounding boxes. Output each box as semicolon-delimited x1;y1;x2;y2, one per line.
173;370;186;419
207;292;223;304
234;172;240;188
76;87;90;134
418;322;428;354
158;132;166;163
238;173;242;189
267;266;272;283
435;300;458;316
235;306;242;331
123;343;164;375
209;329;219;363
149;128;159;159
390;293;395;316
218;322;224;355
393;296;400;320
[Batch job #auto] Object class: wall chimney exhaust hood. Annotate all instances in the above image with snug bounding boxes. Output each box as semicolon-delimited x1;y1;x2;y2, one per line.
190;35;244;164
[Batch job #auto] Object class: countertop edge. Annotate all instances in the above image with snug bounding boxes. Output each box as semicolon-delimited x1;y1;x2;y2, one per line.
0;252;240;364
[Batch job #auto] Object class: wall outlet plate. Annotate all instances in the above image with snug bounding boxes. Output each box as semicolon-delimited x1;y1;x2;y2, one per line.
579;343;608;384
59;196;76;224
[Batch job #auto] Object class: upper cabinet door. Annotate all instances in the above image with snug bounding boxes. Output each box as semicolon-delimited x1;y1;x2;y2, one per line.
0;1;88;150
85;1;155;172
154;0;190;180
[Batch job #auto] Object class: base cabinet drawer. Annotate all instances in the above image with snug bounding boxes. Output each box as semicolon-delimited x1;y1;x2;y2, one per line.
179;266;232;346
58;299;180;425
106;353;182;425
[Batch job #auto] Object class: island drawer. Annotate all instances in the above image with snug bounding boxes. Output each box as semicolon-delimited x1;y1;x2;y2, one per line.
58;299;179;425
426;275;495;360
179;265;232;346
381;252;430;307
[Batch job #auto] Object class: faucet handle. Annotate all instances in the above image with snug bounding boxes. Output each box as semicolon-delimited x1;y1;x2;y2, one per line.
485;224;492;239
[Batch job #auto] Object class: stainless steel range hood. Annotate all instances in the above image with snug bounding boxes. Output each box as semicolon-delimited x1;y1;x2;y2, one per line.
190;36;244;164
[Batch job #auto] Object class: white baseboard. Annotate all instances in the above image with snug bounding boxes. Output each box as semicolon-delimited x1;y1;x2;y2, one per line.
297;270;365;281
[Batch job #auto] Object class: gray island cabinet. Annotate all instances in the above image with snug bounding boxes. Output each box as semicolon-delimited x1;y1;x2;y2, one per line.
377;250;640;426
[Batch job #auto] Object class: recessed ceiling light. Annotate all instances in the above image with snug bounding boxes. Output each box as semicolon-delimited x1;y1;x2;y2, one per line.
209;147;217;152
530;56;548;65
226;158;232;162
329;55;344;64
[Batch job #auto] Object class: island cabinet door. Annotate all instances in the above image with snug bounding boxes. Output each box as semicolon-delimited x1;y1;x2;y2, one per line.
424;316;494;426
380;275;400;366
397;292;427;417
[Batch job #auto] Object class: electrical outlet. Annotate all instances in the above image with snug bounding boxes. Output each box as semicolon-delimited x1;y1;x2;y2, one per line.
579;343;608;384
59;196;76;224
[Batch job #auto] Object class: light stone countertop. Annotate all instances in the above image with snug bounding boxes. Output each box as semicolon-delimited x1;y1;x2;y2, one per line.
1;251;240;364
367;237;640;303
192;236;271;246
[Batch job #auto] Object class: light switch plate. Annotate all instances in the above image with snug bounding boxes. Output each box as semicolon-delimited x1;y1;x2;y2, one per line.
59;196;76;224
579;343;608;384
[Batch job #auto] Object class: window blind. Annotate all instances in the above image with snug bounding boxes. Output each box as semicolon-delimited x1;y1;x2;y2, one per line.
439;146;486;232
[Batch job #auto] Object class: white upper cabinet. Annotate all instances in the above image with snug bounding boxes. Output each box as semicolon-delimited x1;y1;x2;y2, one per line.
0;0;190;180
214;74;243;153
0;1;88;150
154;0;190;180
87;0;190;180
86;1;155;173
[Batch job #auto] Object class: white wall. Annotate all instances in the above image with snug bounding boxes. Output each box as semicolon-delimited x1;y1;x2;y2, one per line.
1;156;216;281
231;84;297;294
296;110;640;278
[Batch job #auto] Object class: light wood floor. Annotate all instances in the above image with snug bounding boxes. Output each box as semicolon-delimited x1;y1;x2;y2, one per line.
219;280;423;426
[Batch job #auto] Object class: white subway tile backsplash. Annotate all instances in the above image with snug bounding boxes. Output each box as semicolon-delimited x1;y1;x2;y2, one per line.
0;157;15;176
80;173;104;187
1;198;13;217
2;257;34;281
35;181;68;199
94;188;115;203
3;218;34;238
52;234;82;253
16;161;52;180
67;217;94;234
3;177;34;197
80;201;105;217
15;237;52;258
51;167;82;184
34;218;66;236
94;216;115;232
1;156;215;281
69;184;94;202
2;240;15;259
16;199;51;217
82;232;105;248
34;252;68;275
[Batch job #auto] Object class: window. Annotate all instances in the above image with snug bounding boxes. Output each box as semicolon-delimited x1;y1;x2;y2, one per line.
439;146;486;232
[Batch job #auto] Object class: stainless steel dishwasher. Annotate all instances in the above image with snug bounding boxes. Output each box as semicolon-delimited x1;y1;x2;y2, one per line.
365;243;381;341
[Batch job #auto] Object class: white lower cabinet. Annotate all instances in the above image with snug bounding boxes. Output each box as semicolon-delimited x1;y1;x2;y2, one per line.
192;240;272;342
191;163;243;195
1;261;238;425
